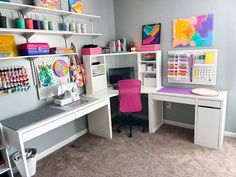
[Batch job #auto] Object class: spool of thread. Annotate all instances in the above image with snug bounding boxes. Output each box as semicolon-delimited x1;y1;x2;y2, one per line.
16;18;25;29
69;23;76;32
81;24;87;33
33;20;41;30
63;22;69;31
41;20;49;30
25;18;33;29
0;15;7;28
49;21;58;31
76;23;81;33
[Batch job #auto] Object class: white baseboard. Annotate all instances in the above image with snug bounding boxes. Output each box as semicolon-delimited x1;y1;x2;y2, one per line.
224;131;236;138
164;120;194;130
37;129;88;160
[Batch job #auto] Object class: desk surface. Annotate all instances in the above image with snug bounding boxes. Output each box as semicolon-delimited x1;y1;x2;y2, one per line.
1;96;99;131
86;86;157;99
156;86;227;101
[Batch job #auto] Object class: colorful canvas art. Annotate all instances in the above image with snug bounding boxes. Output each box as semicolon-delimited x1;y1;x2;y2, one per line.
68;0;83;13
53;60;69;77
173;14;214;48
34;0;61;10
142;23;161;45
38;64;54;87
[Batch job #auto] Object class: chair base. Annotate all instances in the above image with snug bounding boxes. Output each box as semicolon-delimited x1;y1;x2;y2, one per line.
116;113;147;138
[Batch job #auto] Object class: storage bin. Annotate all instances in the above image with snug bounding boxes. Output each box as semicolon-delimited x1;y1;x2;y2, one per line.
13;148;37;177
18;43;50;56
82;47;102;55
144;77;156;87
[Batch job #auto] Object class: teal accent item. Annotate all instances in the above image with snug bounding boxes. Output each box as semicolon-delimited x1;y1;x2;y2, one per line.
16;18;25;29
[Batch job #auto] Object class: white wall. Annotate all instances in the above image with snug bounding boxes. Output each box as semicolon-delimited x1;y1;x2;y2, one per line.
114;0;236;133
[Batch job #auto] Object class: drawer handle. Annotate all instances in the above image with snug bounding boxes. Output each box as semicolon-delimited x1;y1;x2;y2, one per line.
198;105;220;110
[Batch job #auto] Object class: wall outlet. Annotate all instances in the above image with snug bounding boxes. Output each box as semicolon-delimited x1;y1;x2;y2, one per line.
166;102;171;109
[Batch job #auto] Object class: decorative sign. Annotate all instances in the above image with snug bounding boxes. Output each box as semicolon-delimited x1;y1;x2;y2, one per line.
142;23;161;45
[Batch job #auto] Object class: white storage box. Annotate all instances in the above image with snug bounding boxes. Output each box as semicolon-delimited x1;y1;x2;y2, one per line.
144;77;156;87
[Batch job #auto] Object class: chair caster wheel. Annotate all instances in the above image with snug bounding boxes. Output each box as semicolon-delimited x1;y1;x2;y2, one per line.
117;128;121;133
129;133;132;138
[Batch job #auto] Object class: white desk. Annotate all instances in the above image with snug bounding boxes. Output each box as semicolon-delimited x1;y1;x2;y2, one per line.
149;87;228;149
2;96;112;177
87;86;228;149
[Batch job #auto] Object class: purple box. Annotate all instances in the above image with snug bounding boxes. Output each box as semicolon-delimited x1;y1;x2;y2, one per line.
18;43;50;56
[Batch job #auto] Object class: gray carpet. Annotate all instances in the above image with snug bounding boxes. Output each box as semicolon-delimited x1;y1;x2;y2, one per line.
17;125;236;177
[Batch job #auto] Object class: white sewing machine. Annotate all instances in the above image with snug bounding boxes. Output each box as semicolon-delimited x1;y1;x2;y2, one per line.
54;82;80;106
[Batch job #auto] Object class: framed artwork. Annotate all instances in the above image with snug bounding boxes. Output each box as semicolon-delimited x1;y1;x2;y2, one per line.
34;0;61;10
142;23;161;45
68;0;83;13
173;13;214;48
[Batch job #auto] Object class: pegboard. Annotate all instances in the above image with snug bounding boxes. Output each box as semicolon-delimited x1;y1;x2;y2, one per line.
31;56;71;100
167;49;218;86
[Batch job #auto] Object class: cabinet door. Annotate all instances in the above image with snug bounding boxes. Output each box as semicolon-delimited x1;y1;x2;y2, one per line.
195;106;221;149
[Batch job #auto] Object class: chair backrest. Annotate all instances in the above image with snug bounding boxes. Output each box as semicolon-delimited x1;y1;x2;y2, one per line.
118;79;142;113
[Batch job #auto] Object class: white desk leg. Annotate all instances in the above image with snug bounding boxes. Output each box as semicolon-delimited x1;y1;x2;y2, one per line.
19;134;31;177
88;99;112;139
148;93;163;133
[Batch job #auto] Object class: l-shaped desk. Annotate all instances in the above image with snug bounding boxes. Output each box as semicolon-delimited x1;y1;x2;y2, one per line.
2;86;227;177
87;86;228;150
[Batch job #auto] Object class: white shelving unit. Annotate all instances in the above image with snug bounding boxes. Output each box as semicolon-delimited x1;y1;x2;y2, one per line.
83;51;162;94
138;51;162;89
0;124;13;177
83;55;107;94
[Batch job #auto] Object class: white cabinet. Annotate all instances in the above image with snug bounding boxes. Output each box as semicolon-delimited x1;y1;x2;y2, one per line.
83;55;107;94
195;106;221;149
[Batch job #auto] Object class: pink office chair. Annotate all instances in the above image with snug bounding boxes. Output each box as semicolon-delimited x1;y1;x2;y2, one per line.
117;79;146;137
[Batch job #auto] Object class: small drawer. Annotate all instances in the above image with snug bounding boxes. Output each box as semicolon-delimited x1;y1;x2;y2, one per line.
152;94;195;105
198;99;221;108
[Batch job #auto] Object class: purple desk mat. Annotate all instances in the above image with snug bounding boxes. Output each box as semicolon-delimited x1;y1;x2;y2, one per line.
157;86;193;95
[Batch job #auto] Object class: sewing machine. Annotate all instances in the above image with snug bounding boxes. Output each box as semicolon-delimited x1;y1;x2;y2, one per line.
54;82;80;106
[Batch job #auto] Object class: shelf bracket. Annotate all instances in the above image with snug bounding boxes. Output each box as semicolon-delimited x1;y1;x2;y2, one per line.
20;7;34;17
23;33;34;42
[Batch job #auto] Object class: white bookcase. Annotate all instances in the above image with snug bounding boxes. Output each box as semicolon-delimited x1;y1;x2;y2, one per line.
0;124;13;177
83;51;162;94
83;55;108;94
137;51;162;89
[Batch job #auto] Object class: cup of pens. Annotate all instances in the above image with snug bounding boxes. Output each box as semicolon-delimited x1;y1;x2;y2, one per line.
0;12;7;28
15;11;25;29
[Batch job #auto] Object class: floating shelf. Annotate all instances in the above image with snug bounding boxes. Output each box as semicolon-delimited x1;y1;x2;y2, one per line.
91;64;105;68
0;1;101;20
0;53;77;61
0;28;102;38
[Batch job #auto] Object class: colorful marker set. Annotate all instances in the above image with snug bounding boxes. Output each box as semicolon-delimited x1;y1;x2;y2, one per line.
167;49;217;85
167;54;189;78
0;66;30;96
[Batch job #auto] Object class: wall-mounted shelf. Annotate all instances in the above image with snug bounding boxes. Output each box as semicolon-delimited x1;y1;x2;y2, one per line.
0;1;101;20
0;53;77;61
0;28;102;39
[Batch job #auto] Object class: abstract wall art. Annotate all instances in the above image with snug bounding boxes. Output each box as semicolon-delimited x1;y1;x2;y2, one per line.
173;14;214;48
68;0;83;13
142;23;161;45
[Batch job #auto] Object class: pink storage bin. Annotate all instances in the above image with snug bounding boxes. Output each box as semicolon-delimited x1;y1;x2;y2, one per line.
141;44;160;52
82;47;102;55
